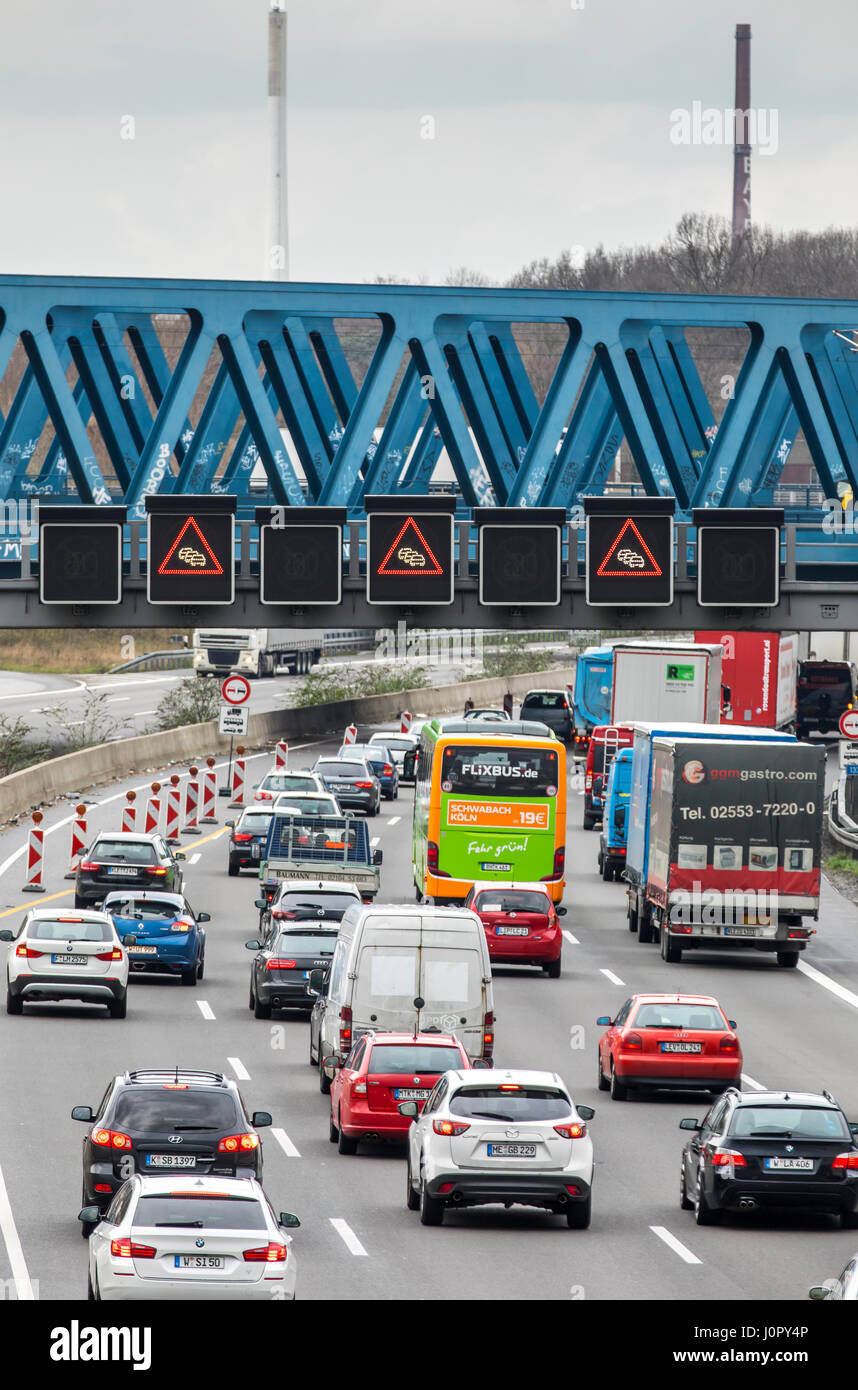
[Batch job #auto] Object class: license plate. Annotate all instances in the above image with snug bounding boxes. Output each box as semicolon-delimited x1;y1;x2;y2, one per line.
145;1154;197;1168
497;926;528;936
395;1088;430;1101
661;1041;703;1053
127;946;158;954
765;1157;814;1171
174;1255;224;1270
481;862;512;872
51;953;87;965
724;927;757;936
487;1142;537;1157
331;783;350;790
107;866;138;876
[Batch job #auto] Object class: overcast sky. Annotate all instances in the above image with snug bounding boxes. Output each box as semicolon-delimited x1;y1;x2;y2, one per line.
1;0;856;286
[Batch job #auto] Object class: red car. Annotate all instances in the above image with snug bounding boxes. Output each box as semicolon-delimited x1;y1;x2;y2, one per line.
328;1032;472;1154
464;882;566;977
596;993;742;1101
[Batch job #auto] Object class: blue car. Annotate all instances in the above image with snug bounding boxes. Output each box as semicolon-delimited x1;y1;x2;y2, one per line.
102;890;209;987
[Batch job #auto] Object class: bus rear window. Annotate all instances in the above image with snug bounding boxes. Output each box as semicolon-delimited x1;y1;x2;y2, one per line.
440;745;558;796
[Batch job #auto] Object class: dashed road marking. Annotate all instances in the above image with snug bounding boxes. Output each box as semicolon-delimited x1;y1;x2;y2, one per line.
329;1218;368;1256
188;853;201;864
600;968;625;987
197;1000;215;1021
563;930;579;946
272;1128;301;1158
650;1226;702;1265
798;959;858;1011
387;817;401;826
741;1072;766;1091
0;1163;36;1299
227;1056;250;1080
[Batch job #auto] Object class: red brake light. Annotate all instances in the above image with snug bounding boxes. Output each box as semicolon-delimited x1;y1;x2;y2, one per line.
711;1149;747;1168
256;791;273;800
111;1239;156;1259
145;866;167;876
383;764;393;776
427;841;439;872
433;1119;470;1136
91;1128;132;1150
15;944;43;958
340;1004;352;1051
585;773;593;791
554;1121;586;1139
719;1036;739;1052
499;1084;520;1091
243;1243;287;1262
80;862;98;872
95;948;124;961
233;833;254;842
832;1153;858;1170
265;958;297;971
217;1133;260;1153
542;848;565;882
351;1078;367;1096
624;1031;643;1049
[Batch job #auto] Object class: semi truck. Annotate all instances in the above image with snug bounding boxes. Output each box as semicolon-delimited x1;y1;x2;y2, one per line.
572;646;614;749
796;659;858;739
192;627;324;678
609;642;725;725
695;630;798;731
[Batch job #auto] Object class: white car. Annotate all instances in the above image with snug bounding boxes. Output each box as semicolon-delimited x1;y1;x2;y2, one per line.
269;791;343;817
81;1174;299;1301
253;770;327;803
403;1068;594;1228
367;731;419;772
1;908;130;1018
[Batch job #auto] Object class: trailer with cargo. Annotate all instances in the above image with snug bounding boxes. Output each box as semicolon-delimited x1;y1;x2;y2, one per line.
609;641;725;726
695;630;797;731
259;813;383;901
192;627;324;678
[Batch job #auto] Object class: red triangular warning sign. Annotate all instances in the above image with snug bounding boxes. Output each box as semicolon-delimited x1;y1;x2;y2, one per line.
596;517;663;578
377;517;443;576
157;516;225;576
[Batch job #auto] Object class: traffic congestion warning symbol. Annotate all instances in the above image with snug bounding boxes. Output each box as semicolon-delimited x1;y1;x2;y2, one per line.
377;517;443;577
157;517;224;576
595;518;663;578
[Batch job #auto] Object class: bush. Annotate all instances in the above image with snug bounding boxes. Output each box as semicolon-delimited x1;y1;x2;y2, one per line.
480;638;553;679
151;677;223;730
45;691;131;753
827;852;858;878
0;715;50;777
294;665;430;708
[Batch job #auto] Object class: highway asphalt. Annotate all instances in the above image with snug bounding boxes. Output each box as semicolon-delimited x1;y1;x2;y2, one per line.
0;727;855;1304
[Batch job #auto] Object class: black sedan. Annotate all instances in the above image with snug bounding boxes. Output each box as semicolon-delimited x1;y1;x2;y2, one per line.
313;757;381;816
246;923;339;1018
75;833;186;908
226;809;274;876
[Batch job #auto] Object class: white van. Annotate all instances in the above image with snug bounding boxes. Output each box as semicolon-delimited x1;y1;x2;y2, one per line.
313;904;494;1086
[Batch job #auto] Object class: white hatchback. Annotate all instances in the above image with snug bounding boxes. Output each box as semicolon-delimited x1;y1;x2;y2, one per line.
81;1174;299;1301
403;1068;594;1228
1;908;130;1018
253;770;327;803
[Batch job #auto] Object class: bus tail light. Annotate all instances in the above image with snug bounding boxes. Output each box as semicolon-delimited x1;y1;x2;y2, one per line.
542;848;565;882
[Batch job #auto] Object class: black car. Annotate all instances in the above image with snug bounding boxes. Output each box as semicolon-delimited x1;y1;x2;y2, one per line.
246;922;339;1018
73;1069;272;1216
680;1088;858;1227
314;757;381;816
75;833;186;908
226;809;273;876
797;660;858;738
519;689;573;742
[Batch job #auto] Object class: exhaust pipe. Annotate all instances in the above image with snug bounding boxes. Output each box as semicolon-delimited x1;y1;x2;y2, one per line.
738;1197;757;1210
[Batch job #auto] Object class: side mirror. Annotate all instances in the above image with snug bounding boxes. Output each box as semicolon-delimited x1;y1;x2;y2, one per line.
251;1111;272;1128
323;1054;343;1071
175;852;187;862
809;1284;832;1301
398;1101;419;1118
225;820;235;829
472;1058;492;1069
373;849;383;866
71;1105;93;1122
78;1206;101;1226
122;935;137;947
197;912;211;923
557;907;567;916
728;1020;737;1030
0;930;13;942
577;1105;595;1121
253;900;267;911
279;1212;301;1229
679;1118;702;1131
596;1016;612;1027
308;968;325;991
848;1122;858;1136
245;940;262;951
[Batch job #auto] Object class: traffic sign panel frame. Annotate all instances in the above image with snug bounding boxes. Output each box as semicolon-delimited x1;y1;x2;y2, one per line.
478;523;562;606
39;522;123;606
697;526;780;608
259;523;343;606
145;497;236;606
585;511;675;607
366;506;455;606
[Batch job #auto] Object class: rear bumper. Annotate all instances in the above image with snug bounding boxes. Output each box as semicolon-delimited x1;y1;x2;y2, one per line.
127;952;197;975
331;792;376;812
229;850;264;868
11;974;125;1002
340;1114;411;1139
426;1170;591;1208
616;1071;742;1090
98;1271;295;1301
713;1176;858;1214
257;978;313;1010
486;933;562;964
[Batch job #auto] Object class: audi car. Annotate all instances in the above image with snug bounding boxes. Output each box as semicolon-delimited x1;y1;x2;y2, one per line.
337;744;399;800
597;993;742;1100
246;918;339;1018
313;757;381;816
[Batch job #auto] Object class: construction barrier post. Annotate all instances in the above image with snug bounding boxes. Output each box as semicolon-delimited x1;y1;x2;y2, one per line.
122;791;136;833
165;775;182;844
22;811;46;892
64;804;88;880
343;723;357;745
274;740;289;769
183;767;201;835
230;745;246;808
201;757;218;823
145;783;162;835
400;710;412;734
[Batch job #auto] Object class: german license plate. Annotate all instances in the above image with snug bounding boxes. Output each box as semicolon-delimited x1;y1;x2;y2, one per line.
395;1088;430;1101
108;866;138;876
51;954;87;965
497;926;528;936
765;1156;814;1171
724;927;756;936
481;862;512;872
174;1255;224;1270
145;1154;196;1168
661;1041;703;1053
487;1142;537;1157
127;946;158;954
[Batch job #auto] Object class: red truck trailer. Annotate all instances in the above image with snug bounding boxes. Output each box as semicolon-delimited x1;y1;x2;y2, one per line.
695;631;797;732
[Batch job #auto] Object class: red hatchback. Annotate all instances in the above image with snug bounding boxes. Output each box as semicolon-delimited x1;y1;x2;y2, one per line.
464;882;565;977
328;1032;471;1154
596;993;742;1101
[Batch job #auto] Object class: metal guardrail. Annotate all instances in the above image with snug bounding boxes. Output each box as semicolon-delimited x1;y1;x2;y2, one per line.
828;785;858;853
109;649;193;673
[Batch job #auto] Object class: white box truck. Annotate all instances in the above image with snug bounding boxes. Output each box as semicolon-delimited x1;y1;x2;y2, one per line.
609;642;724;725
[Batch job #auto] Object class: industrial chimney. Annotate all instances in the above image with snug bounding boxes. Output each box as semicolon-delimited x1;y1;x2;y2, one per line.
268;4;288;279
732;23;751;242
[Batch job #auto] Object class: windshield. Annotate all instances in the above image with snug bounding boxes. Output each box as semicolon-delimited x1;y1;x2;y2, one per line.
368;1045;462;1074
475;890;549;914
134;1195;266;1230
632;1003;725;1030
272;798;336;815
111;1091;239;1132
277;892;357;918
449;1087;570;1121
261;775;318;792
440;744;559;797
272;932;337;954
522;694;567;710
372;737;412;752
316;762;367;778
91;840;157;864
729;1107;851;1141
105;899;183;921
237;814;273;833
29;919;115;942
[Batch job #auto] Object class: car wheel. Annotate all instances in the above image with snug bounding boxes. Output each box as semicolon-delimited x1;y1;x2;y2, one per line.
319;1061;331;1095
197;954;204;981
180;964;197;987
566;1193;591;1229
597;1049;609;1092
777;951;799;969
254;991;271;1020
661;929;682;963
249;982;255;1011
583;815;596;831
627;902;638;933
109;992;127;1019
406;1158;420;1211
610;1065;628;1101
6;985;22;1016
419;1177;444;1227
414;884;423;904
680;1161;693;1210
228;860;239;877
694;1175;721;1226
597;849;604;873
74;894;87;909
841;1209;858;1229
337;1113;358;1155
329;1112;338;1143
638;910;654;945
544;956;562;979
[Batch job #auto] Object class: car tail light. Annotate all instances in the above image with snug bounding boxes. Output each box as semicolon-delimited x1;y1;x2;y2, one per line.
623;1031;643;1049
554;1121;587;1139
15;944;43;958
671;924;693;935
585;773;593;791
94;1184;112;1193
111;1239;156;1259
542;848;564;882
265;959;297;971
91;1128;132;1150
80;862;98;872
719;1036;739;1052
711;1149;747;1168
354;781;374;789
427;841;439;871
433;1119;470;1136
832;1153;858;1170
499;1084;520;1090
351;1079;367;1096
217;1133;260;1153
243;1243;287;1263
95;948;124;961
566;1184;580;1195
438;1182;455;1194
270;909;291;921
256;791;273;800
233;833;254;842
340;1005;352;1051
145;866;167;876
483;1011;494;1060
787;929;809;939
383;763;393;776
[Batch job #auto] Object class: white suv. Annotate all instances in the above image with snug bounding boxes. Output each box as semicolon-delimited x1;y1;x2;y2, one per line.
1;908;130;1017
402;1068;594;1228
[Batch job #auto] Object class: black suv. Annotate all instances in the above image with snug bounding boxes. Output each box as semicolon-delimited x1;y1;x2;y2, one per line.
75;833;186;908
519;690;573;743
680;1088;858;1227
73;1069;272;1216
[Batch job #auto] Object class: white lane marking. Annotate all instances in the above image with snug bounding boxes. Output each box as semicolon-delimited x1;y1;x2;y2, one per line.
227;1057;250;1081
197;1000;215;1020
563;930;579;946
106;697;130;704
0;1163;35;1299
188;853;201;864
600;968;625;986
137;710;157;716
329;1218;368;1257
272;1127;301;1158
650;1225;702;1266
387;817;401;826
798;959;858;1011
741;1072;766;1091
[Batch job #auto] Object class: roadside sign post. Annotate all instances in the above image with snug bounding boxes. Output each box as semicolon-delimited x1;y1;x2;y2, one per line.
220;677;251;793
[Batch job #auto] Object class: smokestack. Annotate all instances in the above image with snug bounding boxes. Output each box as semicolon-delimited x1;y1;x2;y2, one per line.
732;23;751;242
268;5;288;279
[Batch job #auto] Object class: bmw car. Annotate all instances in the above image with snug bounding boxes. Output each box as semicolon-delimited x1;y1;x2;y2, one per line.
102;892;209;987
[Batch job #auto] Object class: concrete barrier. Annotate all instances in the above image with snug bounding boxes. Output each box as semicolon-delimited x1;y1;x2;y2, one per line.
0;666;575;825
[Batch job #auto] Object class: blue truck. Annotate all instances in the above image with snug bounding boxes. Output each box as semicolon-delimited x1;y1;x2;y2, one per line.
597;746;632;882
572;646;614;751
624;721;795;944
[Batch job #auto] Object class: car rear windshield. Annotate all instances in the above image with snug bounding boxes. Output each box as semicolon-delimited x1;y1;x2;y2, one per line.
29;919;115;941
105;899;182;921
801;664;851;686
91;841;157;864
729;1107;851;1141
317;762;365;778
368;1045;462;1074
134;1195;266;1230
273;798;335;815
238;814;273;832
522;694;567;709
632;1003;725;1030
475;890;549;914
262;775;318;792
111;1091;239;1132
273;932;337;955
449;1087;571;1121
440;745;559;796
373;737;412;752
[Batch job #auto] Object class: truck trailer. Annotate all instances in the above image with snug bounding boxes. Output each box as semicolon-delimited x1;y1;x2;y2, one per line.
192;627;324;678
609;642;724;725
695;630;797;731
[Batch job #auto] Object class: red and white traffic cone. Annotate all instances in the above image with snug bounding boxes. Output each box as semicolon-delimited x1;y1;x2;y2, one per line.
400;710;412;735
183;767;201;835
122;791;136;833
274;740;289;769
201;756;218;824
230;745;246;808
22;811;46;893
165;775;182;844
145;783;161;835
64;804;88;880
343;723;357;745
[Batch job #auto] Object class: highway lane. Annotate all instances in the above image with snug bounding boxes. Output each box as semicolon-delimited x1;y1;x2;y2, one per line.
0;728;857;1301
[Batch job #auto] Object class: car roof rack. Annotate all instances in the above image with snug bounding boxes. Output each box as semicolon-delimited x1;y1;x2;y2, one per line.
125;1068;226;1087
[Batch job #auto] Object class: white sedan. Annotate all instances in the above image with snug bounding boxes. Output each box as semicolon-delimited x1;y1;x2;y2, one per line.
81;1175;299;1301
